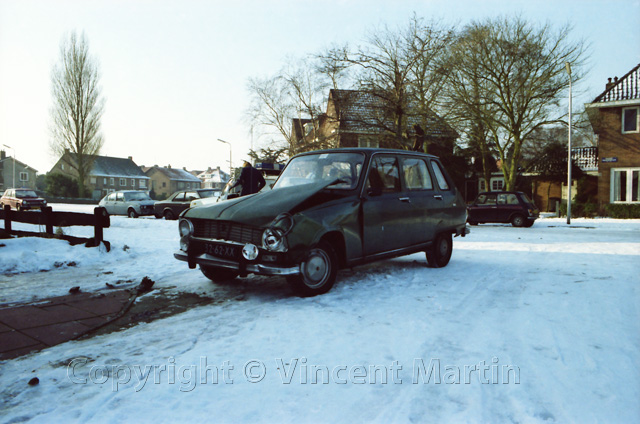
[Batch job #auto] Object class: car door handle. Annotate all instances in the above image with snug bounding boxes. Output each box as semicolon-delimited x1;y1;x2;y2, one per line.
433;195;443;201
399;197;411;203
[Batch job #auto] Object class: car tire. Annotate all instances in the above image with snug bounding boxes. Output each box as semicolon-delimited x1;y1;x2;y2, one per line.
128;208;139;219
164;210;175;220
200;266;239;283
426;232;453;268
288;240;338;297
16;205;21;212
468;221;478;226
523;220;535;228
511;214;525;227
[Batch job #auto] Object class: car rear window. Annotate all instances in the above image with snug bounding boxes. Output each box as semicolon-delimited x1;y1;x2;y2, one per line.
430;160;450;191
402;158;433;190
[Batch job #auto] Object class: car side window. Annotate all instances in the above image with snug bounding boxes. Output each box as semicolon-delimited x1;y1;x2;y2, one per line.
497;194;507;205
174;193;186;201
367;156;400;193
107;193;116;201
430;160;450;191
507;194;519;205
116;193;124;202
402;158;433;190
484;194;497;205
185;192;198;201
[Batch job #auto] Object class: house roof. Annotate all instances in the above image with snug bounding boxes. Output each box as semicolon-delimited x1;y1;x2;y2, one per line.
0;157;38;173
592;63;640;104
85;155;148;179
147;166;201;182
329;89;457;139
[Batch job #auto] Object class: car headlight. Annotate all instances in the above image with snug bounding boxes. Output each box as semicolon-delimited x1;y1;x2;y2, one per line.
262;213;294;252
179;219;194;237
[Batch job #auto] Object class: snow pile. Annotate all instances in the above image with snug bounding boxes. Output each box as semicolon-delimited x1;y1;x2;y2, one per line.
0;204;639;423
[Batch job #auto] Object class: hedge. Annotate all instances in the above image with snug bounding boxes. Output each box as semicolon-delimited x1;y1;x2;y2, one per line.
558;203;640;218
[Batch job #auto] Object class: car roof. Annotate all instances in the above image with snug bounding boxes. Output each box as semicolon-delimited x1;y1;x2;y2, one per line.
292;148;439;159
477;191;525;195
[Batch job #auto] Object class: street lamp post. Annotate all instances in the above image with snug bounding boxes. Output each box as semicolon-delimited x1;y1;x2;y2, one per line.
217;139;233;181
565;62;572;225
2;144;15;188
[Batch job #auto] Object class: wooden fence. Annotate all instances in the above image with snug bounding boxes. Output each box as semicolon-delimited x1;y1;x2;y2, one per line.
0;206;111;251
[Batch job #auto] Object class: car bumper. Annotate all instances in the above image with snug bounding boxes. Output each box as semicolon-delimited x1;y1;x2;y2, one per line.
174;250;300;276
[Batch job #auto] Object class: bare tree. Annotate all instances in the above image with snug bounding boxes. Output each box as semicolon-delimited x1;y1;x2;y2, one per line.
50;31;105;198
446;16;587;190
321;15;454;149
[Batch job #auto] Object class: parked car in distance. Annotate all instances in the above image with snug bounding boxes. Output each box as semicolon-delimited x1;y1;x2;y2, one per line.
467;191;539;227
98;190;155;218
175;148;469;296
0;188;47;211
155;189;220;220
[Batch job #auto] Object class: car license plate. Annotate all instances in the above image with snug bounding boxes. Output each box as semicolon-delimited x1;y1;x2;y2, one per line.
204;242;239;260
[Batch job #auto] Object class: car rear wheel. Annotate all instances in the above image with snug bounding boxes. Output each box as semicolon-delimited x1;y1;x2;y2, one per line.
511;214;525;227
128;208;139;218
288;240;338;297
426;232;452;268
164;210;175;220
200;266;238;283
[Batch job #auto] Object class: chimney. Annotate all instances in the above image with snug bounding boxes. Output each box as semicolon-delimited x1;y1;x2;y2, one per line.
1;150;5;160
128;156;133;161
183;167;187;171
606;76;619;91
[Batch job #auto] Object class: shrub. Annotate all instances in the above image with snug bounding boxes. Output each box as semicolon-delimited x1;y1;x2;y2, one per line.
558;202;599;218
604;204;640;219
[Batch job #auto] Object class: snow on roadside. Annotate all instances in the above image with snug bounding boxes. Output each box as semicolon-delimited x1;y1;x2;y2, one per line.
0;205;639;423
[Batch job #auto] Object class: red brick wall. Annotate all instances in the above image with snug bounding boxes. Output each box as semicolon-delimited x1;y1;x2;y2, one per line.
593;106;640;204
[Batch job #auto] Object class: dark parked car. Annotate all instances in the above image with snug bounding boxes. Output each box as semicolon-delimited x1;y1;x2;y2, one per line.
154;189;220;220
98;190;155;218
0;188;47;211
467;191;539;227
174;148;469;296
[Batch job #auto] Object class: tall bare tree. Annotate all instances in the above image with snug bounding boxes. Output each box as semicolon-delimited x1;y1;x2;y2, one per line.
50;31;105;198
321;16;454;149
446;17;586;190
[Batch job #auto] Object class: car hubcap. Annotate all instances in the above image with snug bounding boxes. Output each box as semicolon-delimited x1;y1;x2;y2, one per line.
438;238;449;257
302;249;330;288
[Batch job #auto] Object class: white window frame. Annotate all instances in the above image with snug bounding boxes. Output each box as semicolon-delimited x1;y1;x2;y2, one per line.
119;178;126;186
109;178;115;186
19;172;29;182
610;167;640;203
90;177;97;184
621;107;639;134
131;178;135;187
139;179;146;188
358;136;379;149
491;178;504;191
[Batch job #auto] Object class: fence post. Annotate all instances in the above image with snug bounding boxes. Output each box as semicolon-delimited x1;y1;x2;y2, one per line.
43;206;53;235
3;204;11;235
94;207;110;246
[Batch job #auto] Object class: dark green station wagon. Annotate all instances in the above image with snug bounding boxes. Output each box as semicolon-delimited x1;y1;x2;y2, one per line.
174;148;468;296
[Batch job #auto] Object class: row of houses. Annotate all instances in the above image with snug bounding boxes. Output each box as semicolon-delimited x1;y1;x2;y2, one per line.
0;149;230;200
2;63;639;207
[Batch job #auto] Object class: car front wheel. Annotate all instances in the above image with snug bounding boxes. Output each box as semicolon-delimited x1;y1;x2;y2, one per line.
164;210;175;220
288;240;338;297
128;208;139;218
200;266;239;283
426;232;452;268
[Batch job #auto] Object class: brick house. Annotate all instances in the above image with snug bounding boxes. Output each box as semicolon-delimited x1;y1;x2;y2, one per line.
292;89;457;155
144;165;202;199
586;63;640;205
50;152;150;199
0;150;39;191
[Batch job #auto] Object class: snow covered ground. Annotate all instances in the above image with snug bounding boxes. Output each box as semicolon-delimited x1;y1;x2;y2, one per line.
0;204;639;423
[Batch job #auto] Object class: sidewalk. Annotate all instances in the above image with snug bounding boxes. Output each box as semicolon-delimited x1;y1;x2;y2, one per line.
0;289;135;360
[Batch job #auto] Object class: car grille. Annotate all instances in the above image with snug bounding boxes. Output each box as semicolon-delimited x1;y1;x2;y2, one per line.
191;219;263;245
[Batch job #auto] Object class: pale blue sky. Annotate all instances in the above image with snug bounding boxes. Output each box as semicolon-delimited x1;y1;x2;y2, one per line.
1;0;639;174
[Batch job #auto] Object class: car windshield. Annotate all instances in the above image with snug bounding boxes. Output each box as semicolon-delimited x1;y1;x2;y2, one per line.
274;152;364;190
16;190;38;198
124;192;151;201
198;190;216;198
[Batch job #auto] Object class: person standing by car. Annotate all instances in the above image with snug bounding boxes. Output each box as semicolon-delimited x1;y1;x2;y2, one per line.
233;160;266;196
